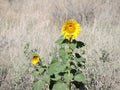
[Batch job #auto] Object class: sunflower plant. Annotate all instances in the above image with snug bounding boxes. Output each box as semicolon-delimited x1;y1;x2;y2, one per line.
32;19;87;90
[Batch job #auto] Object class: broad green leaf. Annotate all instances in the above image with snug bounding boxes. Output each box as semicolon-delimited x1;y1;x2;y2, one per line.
74;73;86;82
66;48;73;54
64;73;73;83
59;48;68;61
55;73;61;80
51;57;58;64
33;80;45;90
53;82;67;90
71;65;76;69
55;35;64;45
38;68;44;74
42;74;50;83
48;62;60;75
76;57;86;63
32;70;40;76
47;62;66;75
68;43;76;50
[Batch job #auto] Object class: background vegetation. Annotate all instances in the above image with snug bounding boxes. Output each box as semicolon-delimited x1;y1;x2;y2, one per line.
0;0;120;90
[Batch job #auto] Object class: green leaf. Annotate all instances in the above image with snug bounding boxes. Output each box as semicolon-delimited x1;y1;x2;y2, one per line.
33;80;45;90
42;74;50;83
76;57;86;63
74;73;86;82
51;57;58;64
32;70;40;76
64;73;73;83
71;65;76;69
53;82;67;90
38;68;44;74
68;43;76;50
59;48;68;61
55;35;64;45
55;73;61;80
48;62;66;75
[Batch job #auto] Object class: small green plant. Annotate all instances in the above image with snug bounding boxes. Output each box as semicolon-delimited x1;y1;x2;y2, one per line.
31;19;87;90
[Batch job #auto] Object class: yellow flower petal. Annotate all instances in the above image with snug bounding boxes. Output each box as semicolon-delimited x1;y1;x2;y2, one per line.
62;19;81;41
31;54;40;65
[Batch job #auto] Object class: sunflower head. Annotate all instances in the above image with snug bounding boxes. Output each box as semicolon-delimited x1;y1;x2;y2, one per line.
62;19;81;41
31;53;40;65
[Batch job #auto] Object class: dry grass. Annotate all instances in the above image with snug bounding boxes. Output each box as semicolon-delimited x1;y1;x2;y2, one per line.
0;0;120;90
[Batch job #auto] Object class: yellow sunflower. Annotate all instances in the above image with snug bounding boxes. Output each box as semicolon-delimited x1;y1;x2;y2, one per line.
31;54;40;65
62;19;81;41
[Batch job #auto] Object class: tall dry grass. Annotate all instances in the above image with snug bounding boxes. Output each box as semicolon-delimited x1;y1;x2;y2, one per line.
0;0;120;90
